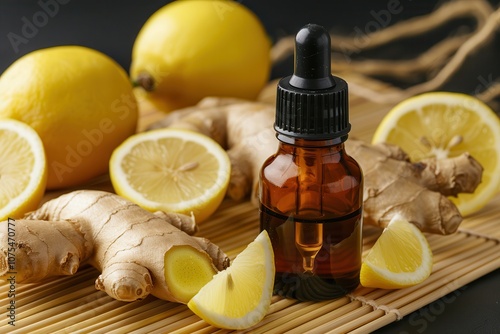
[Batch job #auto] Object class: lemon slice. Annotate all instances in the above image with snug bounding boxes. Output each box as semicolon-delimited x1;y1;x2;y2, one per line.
188;230;275;330
360;215;433;289
372;92;500;216
0;119;47;220
110;129;230;223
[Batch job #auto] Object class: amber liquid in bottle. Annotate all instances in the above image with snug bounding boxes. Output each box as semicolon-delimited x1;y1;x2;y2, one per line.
260;139;363;301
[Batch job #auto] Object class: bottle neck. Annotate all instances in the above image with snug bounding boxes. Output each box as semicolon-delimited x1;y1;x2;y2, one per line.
276;133;348;148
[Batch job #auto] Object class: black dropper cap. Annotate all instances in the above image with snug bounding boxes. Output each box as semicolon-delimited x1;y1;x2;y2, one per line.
275;24;350;140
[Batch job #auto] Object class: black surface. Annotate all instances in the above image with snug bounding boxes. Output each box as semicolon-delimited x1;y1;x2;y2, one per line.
1;1;499;333
374;269;500;334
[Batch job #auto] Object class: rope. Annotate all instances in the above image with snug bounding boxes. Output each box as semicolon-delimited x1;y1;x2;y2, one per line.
271;0;500;107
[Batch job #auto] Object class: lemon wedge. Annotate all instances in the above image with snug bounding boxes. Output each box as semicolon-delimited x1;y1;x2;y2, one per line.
0;119;47;220
361;215;433;289
110;129;230;223
373;92;500;216
188;230;275;330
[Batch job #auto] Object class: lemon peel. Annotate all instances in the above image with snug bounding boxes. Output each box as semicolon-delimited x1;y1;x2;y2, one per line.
131;0;271;112
0;45;138;189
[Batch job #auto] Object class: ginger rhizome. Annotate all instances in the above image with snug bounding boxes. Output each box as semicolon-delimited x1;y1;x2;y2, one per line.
346;140;482;234
0;190;229;303
149;98;483;234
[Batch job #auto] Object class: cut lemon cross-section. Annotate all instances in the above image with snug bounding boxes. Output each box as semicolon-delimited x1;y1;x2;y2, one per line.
0;119;47;220
188;230;275;330
373;92;500;216
360;215;433;289
110;128;230;223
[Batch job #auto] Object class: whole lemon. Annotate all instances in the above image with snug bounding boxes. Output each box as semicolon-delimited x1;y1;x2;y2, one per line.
131;0;271;112
0;46;139;189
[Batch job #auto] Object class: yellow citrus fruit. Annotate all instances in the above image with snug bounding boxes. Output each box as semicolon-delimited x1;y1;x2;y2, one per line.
131;0;271;112
188;230;275;330
360;215;433;289
372;92;500;216
0;46;139;189
109;129;230;223
0;119;47;220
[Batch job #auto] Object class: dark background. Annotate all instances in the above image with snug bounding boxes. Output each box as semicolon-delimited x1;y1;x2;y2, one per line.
1;0;441;73
1;0;500;96
1;1;499;333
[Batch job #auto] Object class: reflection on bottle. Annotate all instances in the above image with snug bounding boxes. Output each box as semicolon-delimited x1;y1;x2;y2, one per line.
261;206;362;301
295;221;323;273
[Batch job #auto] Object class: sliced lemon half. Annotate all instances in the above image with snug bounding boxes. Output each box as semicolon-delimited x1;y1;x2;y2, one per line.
372;92;500;216
360;215;433;289
0;119;47;220
188;230;275;330
110;129;230;223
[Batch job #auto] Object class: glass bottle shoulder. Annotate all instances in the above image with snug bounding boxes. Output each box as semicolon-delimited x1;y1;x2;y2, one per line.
259;141;363;216
260;143;362;189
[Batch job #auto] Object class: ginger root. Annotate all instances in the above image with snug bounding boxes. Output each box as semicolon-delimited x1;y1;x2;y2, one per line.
149;98;483;234
0;190;229;303
346;140;482;234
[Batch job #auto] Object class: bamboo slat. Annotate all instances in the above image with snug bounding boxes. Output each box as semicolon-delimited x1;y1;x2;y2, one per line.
1;89;499;333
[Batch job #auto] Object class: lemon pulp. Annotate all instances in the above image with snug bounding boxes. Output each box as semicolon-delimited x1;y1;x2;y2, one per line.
110;129;230;223
0;119;47;220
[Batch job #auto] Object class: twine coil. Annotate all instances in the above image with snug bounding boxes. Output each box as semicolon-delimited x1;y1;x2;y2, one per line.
271;0;500;109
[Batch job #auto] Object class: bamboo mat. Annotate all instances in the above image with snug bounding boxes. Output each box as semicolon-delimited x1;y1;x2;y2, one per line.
1;87;499;333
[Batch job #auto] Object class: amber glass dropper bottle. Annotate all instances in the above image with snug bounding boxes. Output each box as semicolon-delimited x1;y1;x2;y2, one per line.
259;24;363;301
